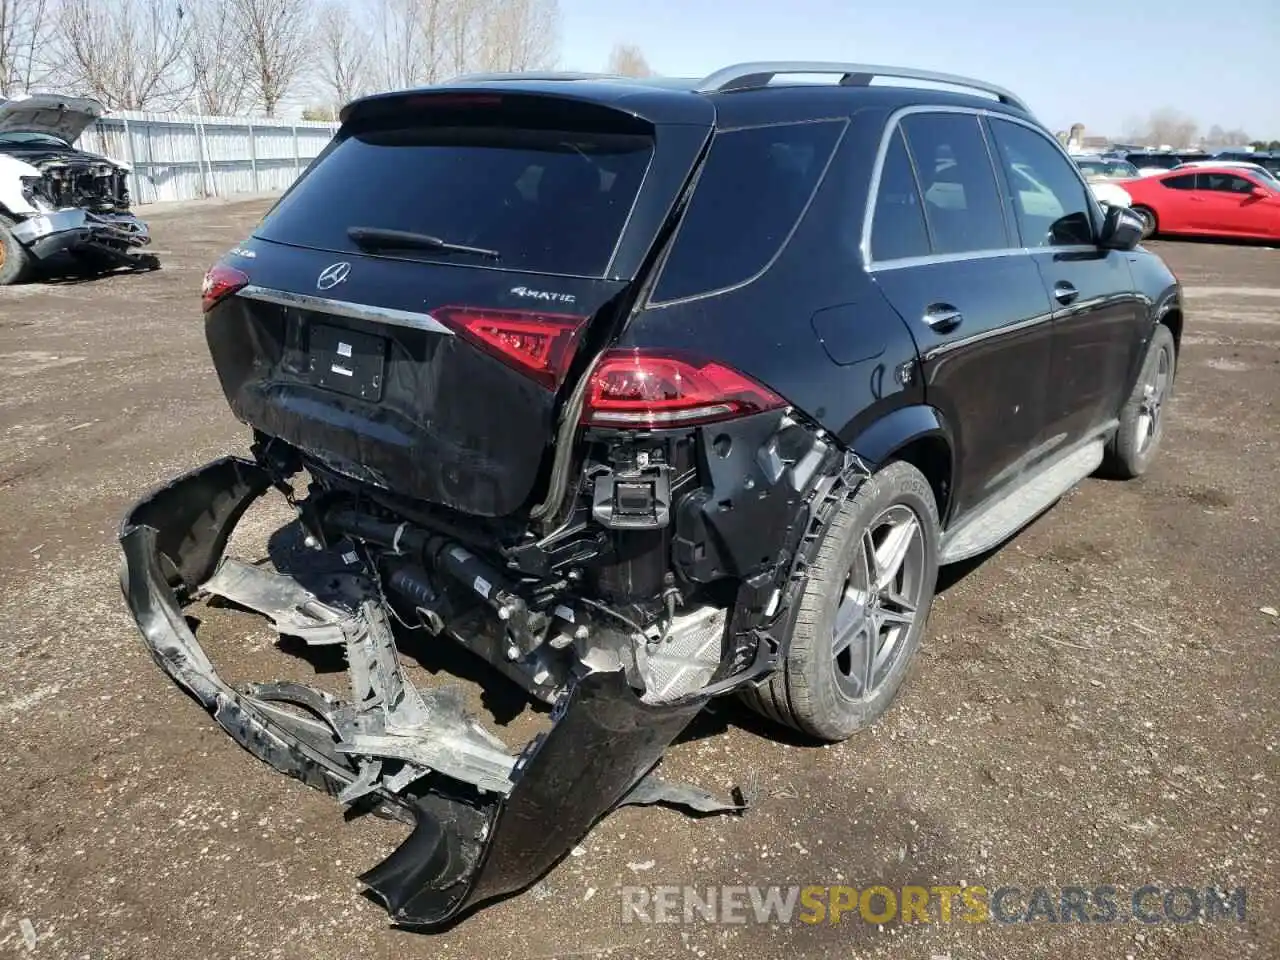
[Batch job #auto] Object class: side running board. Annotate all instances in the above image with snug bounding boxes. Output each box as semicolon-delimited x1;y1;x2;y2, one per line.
939;439;1106;565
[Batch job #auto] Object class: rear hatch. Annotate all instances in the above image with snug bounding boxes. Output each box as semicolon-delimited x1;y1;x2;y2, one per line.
204;88;712;517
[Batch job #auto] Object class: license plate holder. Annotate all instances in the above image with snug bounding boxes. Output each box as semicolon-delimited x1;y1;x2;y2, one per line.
310;324;386;401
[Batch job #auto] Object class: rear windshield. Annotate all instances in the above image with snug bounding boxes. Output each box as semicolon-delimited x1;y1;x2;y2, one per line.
255;124;654;277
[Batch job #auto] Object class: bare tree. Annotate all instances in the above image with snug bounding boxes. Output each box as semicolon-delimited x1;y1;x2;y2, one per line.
606;42;651;78
53;0;193;110
184;0;251;115
438;0;481;80
371;0;434;90
1126;108;1199;149
356;0;564;94
0;0;52;95
227;0;314;117
477;0;559;73
315;0;370;114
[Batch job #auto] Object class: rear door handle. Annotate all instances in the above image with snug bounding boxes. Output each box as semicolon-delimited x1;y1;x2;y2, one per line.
923;302;963;333
1052;281;1079;306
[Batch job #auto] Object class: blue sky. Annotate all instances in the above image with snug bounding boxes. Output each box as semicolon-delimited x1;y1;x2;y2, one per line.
557;0;1280;139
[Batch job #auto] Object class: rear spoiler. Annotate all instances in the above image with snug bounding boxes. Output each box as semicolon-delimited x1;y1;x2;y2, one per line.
340;82;716;130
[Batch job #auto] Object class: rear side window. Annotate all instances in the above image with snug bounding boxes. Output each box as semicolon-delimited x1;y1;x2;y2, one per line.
254;124;654;277
650;120;844;303
899;113;1008;255
1161;174;1197;190
870;129;930;261
987;118;1094;247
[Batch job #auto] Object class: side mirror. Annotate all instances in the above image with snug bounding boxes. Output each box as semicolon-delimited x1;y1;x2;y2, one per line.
1099;205;1144;250
1251;185;1269;198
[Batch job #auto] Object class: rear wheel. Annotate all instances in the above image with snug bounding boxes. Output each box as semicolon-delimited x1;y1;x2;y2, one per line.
742;460;940;742
1132;205;1158;240
0;213;34;286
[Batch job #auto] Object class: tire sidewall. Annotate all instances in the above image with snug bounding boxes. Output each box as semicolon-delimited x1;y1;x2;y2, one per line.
1133;206;1157;240
1115;325;1176;476
0;215;33;286
788;460;940;740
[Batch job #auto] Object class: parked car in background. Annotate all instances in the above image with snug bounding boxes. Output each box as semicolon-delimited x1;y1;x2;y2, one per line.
1074;156;1141;181
1212;150;1280;177
1174;159;1280;187
1125;152;1203;177
1072;156;1139;207
0;93;156;284
1124;165;1280;240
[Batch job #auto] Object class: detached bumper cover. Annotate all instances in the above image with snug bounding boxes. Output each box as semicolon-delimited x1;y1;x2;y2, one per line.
118;456;734;928
11;208;151;260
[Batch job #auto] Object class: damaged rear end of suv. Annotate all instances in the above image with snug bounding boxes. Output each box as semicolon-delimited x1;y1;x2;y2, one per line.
119;72;944;928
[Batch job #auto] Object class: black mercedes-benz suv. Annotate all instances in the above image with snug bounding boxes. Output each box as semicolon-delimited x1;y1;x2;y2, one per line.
120;62;1182;928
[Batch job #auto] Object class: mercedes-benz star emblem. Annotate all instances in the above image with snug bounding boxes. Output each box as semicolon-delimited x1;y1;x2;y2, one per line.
317;261;351;291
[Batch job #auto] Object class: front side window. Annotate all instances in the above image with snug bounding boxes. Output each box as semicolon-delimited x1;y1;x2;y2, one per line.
869;128;931;261
988;118;1094;247
1198;173;1259;194
898;112;1008;255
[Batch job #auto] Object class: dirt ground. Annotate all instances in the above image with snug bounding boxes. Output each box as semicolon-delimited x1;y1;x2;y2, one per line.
0;197;1276;960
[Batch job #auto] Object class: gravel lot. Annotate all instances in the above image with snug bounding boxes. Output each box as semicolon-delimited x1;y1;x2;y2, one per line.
0;197;1276;960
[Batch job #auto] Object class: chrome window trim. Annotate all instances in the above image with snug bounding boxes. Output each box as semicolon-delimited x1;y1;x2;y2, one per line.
238;286;455;336
861;105;1106;270
866;244;1098;273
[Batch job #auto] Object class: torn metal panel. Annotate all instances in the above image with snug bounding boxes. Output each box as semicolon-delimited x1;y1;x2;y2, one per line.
619;772;750;816
203;557;364;645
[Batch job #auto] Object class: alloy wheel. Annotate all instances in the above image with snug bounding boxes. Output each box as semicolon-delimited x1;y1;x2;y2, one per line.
832;504;927;701
1135;342;1172;454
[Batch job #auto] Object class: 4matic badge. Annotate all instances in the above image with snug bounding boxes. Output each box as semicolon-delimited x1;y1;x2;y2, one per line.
509;286;576;304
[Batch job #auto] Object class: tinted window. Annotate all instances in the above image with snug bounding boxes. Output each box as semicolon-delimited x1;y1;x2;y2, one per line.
1077;158;1139;179
255;124;654;277
650;120;844;303
870;129;930;261
1198;173;1257;194
988;118;1093;246
1128;154;1181;170
1161;174;1197;190
899;113;1007;255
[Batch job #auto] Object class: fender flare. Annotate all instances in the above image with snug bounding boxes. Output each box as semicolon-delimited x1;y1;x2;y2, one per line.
849;403;954;467
848;403;956;521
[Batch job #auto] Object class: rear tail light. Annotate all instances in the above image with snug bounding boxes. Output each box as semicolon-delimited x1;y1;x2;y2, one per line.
583;349;786;428
434;306;586;390
201;263;249;312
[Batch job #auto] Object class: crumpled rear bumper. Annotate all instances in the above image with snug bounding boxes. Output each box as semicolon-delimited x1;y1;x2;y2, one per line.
12;208;151;260
118;456;730;928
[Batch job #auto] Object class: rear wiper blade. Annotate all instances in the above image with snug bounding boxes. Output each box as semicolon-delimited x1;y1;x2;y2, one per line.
347;226;501;261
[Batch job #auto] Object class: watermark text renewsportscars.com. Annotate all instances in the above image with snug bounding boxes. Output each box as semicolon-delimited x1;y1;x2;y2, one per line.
620;883;1248;926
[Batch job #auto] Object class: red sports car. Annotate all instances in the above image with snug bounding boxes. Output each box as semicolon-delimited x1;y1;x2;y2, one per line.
1124;165;1280;241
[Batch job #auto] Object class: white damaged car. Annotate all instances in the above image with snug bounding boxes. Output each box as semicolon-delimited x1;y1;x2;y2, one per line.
0;93;155;284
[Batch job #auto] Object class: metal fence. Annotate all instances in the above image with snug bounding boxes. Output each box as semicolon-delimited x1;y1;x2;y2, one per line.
75;110;340;205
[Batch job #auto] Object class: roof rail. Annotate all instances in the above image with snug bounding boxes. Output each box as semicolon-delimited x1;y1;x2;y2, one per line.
693;61;1029;112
